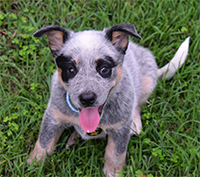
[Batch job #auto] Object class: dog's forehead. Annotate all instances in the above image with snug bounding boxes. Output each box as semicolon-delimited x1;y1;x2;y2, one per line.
60;30;120;61
73;30;104;47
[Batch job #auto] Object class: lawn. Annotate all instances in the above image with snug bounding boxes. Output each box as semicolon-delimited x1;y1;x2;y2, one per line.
0;0;200;176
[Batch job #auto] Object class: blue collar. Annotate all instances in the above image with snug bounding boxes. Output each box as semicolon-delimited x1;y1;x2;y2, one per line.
66;92;79;113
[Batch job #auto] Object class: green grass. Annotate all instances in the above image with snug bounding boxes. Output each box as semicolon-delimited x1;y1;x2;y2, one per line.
0;0;200;176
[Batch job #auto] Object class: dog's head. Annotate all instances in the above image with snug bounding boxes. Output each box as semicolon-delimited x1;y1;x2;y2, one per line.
33;24;141;133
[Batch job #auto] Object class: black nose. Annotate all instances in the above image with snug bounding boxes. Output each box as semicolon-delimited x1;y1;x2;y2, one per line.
79;92;96;107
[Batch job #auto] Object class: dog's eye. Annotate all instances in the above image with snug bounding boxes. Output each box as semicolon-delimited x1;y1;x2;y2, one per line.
99;66;112;78
96;58;115;78
66;66;77;78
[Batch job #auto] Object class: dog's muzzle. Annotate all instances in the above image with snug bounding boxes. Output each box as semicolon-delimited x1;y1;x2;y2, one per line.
66;92;104;134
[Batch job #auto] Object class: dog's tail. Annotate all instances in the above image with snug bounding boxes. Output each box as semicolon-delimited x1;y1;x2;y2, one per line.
157;37;190;79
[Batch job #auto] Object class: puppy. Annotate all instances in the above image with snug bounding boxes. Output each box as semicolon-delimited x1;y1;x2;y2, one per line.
27;24;189;176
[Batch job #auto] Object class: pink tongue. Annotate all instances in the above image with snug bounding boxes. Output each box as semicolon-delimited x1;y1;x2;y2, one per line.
79;107;100;133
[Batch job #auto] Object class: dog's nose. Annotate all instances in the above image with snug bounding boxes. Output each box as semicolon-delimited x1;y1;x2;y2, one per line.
79;92;96;107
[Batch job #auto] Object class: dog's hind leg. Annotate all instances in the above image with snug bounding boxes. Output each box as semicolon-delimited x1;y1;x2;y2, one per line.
66;129;81;149
130;106;142;136
139;75;156;105
130;75;156;136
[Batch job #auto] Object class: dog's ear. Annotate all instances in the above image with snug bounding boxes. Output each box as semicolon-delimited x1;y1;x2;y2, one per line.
104;23;142;53
33;25;72;55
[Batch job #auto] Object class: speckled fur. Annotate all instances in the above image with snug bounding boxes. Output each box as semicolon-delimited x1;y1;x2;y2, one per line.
27;24;158;177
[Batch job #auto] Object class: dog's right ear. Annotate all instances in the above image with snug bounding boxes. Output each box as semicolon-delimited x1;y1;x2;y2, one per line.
33;25;72;56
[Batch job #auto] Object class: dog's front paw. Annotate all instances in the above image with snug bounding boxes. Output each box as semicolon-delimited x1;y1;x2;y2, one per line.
103;165;123;177
27;140;47;164
103;135;127;177
103;170;119;177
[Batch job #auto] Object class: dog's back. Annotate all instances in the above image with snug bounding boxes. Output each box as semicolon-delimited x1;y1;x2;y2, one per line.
124;41;157;106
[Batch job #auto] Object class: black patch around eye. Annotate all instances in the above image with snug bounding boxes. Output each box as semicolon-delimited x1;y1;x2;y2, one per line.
55;55;78;82
55;54;72;68
104;56;116;67
96;56;116;78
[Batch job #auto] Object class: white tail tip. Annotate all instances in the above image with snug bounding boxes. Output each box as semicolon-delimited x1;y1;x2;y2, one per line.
157;36;190;79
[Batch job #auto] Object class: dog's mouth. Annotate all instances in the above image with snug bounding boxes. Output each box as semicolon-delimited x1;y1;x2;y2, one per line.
79;106;103;133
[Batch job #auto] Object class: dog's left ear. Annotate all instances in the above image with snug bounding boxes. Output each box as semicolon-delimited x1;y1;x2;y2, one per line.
104;23;142;53
33;25;73;56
